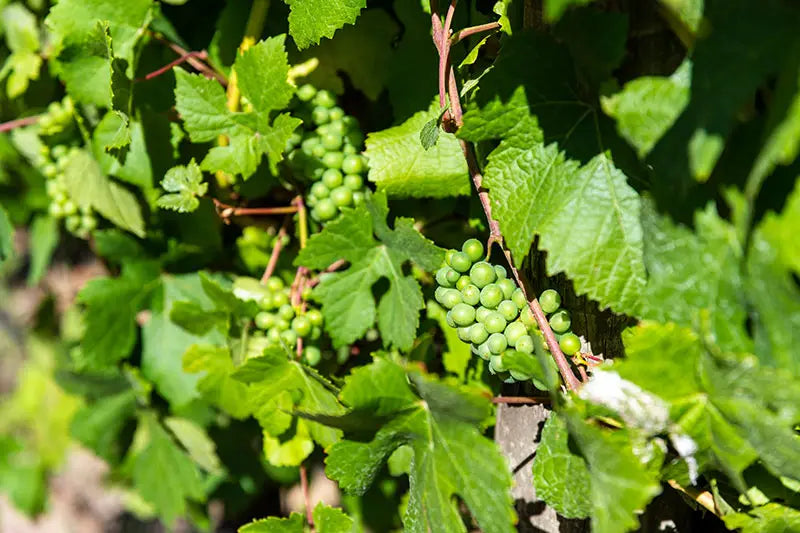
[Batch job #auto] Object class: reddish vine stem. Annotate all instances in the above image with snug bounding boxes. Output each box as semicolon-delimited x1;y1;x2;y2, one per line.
430;0;581;392
0;115;39;133
300;464;314;527
306;259;347;288
261;225;288;283
213;198;299;221
137;50;210;82
151;33;228;85
451;21;501;43
492;396;550;405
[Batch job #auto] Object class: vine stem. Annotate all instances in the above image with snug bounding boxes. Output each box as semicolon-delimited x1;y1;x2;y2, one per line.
137;50;210;82
213;198;298;220
291;195;309;360
300;463;314;527
430;0;581;392
261;225;288;283
492;396;550;405
0;115;39;133
451;21;501;43
150;33;227;85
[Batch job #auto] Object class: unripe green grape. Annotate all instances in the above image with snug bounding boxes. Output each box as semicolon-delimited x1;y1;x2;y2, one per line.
439;288;463;309
488;333;508;354
326;120;346;136
301;286;312;300
321;133;343;151
257;294;275;310
288;131;303;147
480;284;504;309
304;346;322;366
435;266;456;288
460;284;481;306
83;217;98;234
516;335;534;354
315;198;338;221
549;309;571;333
445;269;461;286
457;326;472;342
301;137;320;154
455;275;471;290
451;303;476;326
448;251;472;273
497;300;519;322
434;286;448;303
352;191;364;205
328;107;345;121
276;318;291;331
255;311;274;330
43;164;57;178
279;304;295;320
512;288;527;309
539;289;561;314
341;154;365;175
310;326;322;340
475;306;491;323
48;202;64;218
520;306;536;328
62;200;77;216
312;106;330;125
469;261;496;288
272;291;289;308
461;238;484;262
322;151;344;169
476;341;492;360
497;279;516;300
267;328;282;343
330;186;353;207
312;144;327;158
321;168;343;188
494;265;507;279
281;329;298;347
469;323;489;344
484;312;507;334
445;310;456;328
46;180;60;197
342;143;357;155
559;332;581;355
313;90;337;108
297;84;317;101
265;277;283;291
53;191;68;204
52;145;68;159
307;309;323;326
292;315;312;337
343;174;363;190
504;321;527;348
65;214;81;233
445;249;455;265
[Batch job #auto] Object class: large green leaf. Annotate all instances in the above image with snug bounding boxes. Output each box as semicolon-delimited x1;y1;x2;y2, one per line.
284;0;366;49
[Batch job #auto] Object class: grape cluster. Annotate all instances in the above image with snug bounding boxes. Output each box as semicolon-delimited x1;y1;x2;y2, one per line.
236;226;291;274
37;97;75;136
434;239;581;383
285;84;369;223
233;276;325;366
38;145;97;239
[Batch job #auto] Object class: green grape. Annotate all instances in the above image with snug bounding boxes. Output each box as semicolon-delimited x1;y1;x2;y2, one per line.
276;318;291;331
497;279;516;300
504;321;527;348
52;145;68;159
311;326;322;340
520;306;536;328
448;251;472;273
292;315;312;337
43;164;57;178
314;90;337;108
343;174;363;190
65;215;81;233
304;346;322;366
434;286;448;303
445;249;455;265
460;284;481;306
559;332;581;355
279;304;295;320
307;309;323;326
312;144;327;158
439;288;463;309
461;238;484;262
46;180;60;197
451;303;476;326
469;261;496;288
512;288;527;309
488;333;508;354
272;291;289;308
315;198;338;221
475;306;491;323
322;151;344;169
297;84;317;101
497;300;519;322
342;143;358;155
266;277;284;291
484;312;507;334
341;154;365;175
48;202;64;218
267;328;282;343
539;289;561;314
488;357;504;375
321;133;343;151
445;310;456;328
330;186;353;207
516;335;534;354
301;137;320;155
312;106;330;125
53;191;68;204
352;191;365;205
476;341;492;360
457;326;472;342
321;168;343;188
455;275;471;290
328;107;345;121
494;265;507;279
435;266;457;288
479;284;504;309
301;286;312;300
326;120;346;136
281;329;298;347
62;200;77;216
469;323;489;344
549;310;571;333
255;311;274;330
288;131;303;147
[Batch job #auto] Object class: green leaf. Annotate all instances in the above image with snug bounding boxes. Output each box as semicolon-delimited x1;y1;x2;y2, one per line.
0;204;12;264
164;417;223;474
240;513;304;533
531;414;591;518
324;362;515;533
419;105;449;151
296;193;444;350
93;118;153;190
157;159;208;213
71;390;137;461
284;0;366;50
174;68;238;143
76;261;160;370
26;215;59;285
234;36;294;115
98;110;131;151
1;4;41;98
128;413;205;525
427;301;471;379
723;503;800;533
182;344;250;419
313;502;354;533
602;61;691;158
365;102;470;198
62;149;146;237
544;0;595;22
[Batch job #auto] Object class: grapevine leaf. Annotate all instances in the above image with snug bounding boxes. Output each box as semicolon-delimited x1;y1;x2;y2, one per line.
26;215;58;285
427;301;471;379
324;360;516;533
239;513;304;533
70;390;137;462
234;36;294;115
182;344;250;419
127;413;205;525
365;102;470;198
1;4;41;98
93;118;153;190
723;503;800;533
544;0;595;22
76;261;160;370
296;193;444;349
312;503;354;533
98;110;131;151
419;105;449;151
659;0;704;34
62;149;146;237
284;0;366;50
531;413;591;518
157;159;208;213
174;69;239;143
0;204;12;264
602;61;692;158
164;417;223;474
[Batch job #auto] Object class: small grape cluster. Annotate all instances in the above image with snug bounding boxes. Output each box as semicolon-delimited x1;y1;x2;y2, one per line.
233;276;325;366
236;226;291;274
37;97;75;135
38;145;97;239
285;84;369;223
434;239;581;383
